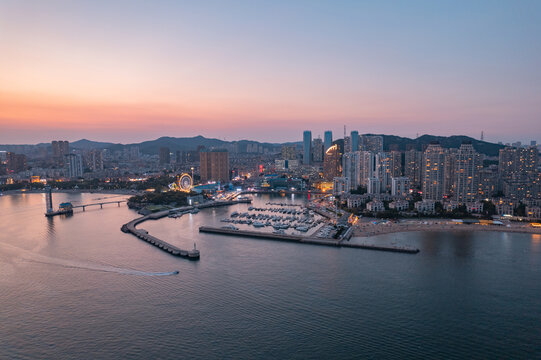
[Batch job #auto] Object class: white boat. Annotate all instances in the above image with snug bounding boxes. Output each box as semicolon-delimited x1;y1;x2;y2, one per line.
253;221;265;228
222;224;239;230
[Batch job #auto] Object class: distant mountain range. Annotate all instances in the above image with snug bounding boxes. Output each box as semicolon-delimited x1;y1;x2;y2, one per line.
1;134;505;157
375;134;504;156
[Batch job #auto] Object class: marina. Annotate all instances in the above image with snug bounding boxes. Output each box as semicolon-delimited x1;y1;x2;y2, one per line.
222;204;324;235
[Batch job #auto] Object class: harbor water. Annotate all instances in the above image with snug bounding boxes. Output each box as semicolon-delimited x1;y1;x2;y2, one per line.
1;192;540;359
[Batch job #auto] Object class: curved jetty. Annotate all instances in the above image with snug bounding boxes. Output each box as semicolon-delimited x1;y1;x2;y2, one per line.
121;199;252;260
122;207;200;260
199;226;419;254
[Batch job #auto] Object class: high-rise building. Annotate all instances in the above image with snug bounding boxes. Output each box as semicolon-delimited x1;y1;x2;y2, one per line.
159;147;171;165
281;145;296;160
454;142;482;204
312;138;324;163
342;151;361;191
499;146;539;180
333;177;350;196
200;150;230;183
303;131;312;165
360;135;383;153
376;152;393;193
422;142;446;201
6;152;27;173
324;131;333;152
351;131;359;152
87;150;103;171
343;136;352;153
323;144;341;181
391;177;410;197
64;153;83;178
390;151;402;177
404;149;423;189
52;141;69;165
367;177;381;194
360;151;377;187
443;150;457;197
479;165;498;199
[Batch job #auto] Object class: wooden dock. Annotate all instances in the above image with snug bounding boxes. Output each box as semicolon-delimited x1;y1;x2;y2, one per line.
198;226;420;254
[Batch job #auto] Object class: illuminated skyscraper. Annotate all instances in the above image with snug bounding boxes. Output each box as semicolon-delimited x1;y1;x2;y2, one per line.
303;131;312;165
454;142;482;204
390;150;402;177
422;142;446;201
323;144;341;181
404;149;423;189
499;146;539;180
376;152;392;193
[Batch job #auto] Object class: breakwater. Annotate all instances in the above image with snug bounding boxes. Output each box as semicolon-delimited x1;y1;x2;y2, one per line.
199;226;419;254
121;199;252;260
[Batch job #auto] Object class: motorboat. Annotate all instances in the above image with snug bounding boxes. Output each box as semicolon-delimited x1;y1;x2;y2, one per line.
222;224;239;230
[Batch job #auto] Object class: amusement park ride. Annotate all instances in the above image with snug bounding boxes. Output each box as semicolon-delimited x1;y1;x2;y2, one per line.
168;173;193;192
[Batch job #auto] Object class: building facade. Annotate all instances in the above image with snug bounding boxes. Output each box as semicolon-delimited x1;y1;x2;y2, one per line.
324;131;333;152
454;143;482;204
323;144;341;181
422;143;446;201
64;153;83;178
303;131;312;165
200;150;230;183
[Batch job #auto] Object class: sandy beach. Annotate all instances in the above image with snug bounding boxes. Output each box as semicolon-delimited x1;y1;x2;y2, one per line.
354;220;541;237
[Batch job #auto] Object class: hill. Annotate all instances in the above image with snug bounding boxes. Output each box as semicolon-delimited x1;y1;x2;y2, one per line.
375;134;504;156
1;134;506;157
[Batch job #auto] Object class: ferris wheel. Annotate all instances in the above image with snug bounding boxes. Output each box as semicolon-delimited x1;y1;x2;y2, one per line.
178;173;193;191
168;173;193;192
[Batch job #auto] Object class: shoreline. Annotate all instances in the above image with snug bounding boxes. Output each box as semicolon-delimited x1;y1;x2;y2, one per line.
1;189;140;196
354;223;541;237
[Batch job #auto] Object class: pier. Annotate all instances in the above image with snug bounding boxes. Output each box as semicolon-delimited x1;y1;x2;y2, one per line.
43;186;128;216
198;226;420;254
73;200;126;211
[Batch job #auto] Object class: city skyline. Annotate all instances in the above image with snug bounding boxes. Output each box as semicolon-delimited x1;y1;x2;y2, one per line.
1;1;541;144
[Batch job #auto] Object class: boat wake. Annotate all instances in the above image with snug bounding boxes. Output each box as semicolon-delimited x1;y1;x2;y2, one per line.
0;242;179;276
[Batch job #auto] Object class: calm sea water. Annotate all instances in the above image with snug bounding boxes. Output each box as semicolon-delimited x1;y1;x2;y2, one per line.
0;192;540;359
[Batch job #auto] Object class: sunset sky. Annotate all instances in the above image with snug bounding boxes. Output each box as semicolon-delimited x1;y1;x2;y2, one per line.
1;0;540;144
